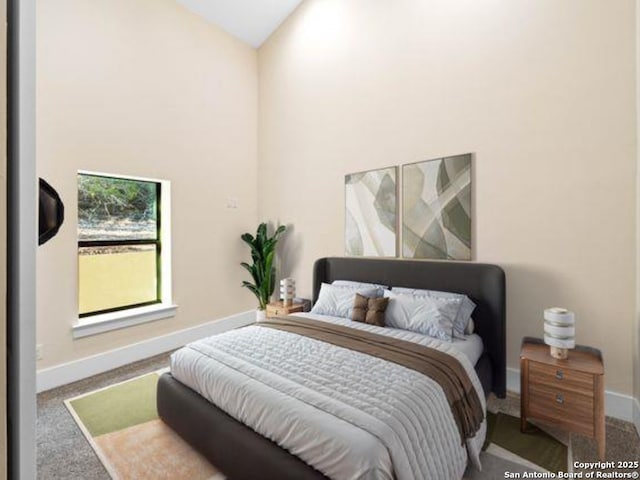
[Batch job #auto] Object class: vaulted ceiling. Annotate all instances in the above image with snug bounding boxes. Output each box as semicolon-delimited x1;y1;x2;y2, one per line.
176;0;304;48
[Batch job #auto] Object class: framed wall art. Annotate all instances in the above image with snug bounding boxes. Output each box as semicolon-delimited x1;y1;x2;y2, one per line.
402;154;471;260
345;166;397;257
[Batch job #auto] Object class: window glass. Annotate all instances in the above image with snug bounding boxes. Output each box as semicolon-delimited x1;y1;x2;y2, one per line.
78;245;158;315
78;173;161;317
78;174;158;241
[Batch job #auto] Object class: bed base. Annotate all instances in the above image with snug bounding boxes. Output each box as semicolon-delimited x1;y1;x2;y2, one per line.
157;372;329;480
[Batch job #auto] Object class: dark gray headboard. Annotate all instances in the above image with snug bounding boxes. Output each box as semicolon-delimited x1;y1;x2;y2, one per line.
313;257;506;397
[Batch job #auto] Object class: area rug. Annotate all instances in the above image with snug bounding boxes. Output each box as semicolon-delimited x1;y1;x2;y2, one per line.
66;371;568;480
65;371;223;480
464;411;569;479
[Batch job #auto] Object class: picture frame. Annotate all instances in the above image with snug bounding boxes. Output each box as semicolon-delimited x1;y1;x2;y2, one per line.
345;166;398;257
402;154;472;260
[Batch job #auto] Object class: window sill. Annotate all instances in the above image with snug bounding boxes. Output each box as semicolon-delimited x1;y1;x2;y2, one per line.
72;303;178;339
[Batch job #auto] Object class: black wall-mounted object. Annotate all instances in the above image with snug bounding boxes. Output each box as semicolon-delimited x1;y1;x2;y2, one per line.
38;178;65;245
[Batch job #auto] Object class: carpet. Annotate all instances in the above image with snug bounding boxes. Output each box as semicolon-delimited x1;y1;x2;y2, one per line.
66;371;569;480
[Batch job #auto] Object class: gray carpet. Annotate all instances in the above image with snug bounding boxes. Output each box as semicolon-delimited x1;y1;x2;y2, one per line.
38;353;640;479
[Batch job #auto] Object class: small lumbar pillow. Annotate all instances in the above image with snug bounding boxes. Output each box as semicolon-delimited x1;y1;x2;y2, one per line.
351;293;389;327
311;283;383;318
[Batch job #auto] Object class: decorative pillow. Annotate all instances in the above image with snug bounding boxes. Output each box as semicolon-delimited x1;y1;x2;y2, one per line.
390;287;476;337
384;290;461;341
332;280;389;291
351;293;389;327
311;283;382;318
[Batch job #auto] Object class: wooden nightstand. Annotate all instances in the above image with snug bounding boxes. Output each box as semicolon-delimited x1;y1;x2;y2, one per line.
266;301;305;318
520;337;605;459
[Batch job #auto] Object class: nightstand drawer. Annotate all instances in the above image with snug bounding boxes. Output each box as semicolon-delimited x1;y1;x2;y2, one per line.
268;306;288;316
529;384;594;436
529;361;594;396
266;302;304;317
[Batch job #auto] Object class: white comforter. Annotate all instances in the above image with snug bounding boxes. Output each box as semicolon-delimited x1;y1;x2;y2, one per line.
170;313;486;480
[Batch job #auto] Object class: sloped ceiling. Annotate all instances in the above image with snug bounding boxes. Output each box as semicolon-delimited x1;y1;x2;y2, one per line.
176;0;303;48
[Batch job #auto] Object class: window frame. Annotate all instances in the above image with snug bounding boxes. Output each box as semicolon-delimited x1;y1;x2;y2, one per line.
77;172;163;318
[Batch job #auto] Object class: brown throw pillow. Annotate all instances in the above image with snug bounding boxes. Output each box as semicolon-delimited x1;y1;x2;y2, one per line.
351;293;389;327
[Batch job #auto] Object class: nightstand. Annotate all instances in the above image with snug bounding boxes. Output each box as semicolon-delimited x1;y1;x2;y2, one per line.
266;301;305;318
520;337;605;459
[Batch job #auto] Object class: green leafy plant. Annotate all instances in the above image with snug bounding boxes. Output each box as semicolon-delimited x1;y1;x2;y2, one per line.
241;223;287;310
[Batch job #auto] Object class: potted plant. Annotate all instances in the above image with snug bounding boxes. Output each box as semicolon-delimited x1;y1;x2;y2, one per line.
241;223;286;321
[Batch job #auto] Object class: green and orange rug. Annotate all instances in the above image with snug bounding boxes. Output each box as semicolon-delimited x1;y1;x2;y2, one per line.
66;371;568;480
65;371;223;480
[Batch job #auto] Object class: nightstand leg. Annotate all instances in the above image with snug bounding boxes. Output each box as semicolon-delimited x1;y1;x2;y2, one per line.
597;435;605;460
520;358;529;433
594;375;606;460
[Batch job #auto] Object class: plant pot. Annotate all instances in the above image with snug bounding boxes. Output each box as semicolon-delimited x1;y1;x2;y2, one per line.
256;309;267;323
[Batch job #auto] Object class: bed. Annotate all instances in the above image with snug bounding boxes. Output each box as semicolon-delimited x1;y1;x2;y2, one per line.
158;257;506;480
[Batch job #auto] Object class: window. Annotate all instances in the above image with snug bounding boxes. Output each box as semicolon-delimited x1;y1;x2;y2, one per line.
78;172;164;317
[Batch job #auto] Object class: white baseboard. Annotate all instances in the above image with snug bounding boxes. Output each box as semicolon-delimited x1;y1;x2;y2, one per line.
507;367;636;423
37;310;255;393
633;397;640;437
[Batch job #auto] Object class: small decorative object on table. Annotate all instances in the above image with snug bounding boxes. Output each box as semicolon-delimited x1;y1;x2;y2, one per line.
520;337;605;460
280;278;296;306
543;307;575;359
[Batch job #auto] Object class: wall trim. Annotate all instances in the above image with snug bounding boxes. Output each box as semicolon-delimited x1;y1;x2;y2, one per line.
633;397;640;437
37;310;255;393
72;303;179;339
507;367;635;423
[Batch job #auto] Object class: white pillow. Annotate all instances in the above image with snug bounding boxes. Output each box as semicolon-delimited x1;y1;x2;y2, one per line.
332;280;388;291
311;283;383;318
390;287;475;337
384;290;461;341
466;318;475;335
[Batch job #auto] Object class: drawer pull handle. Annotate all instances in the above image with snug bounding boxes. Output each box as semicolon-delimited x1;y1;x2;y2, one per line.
555;370;563;380
556;394;564;404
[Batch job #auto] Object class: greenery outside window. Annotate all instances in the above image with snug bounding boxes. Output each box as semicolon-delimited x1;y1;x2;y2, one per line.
78;172;162;317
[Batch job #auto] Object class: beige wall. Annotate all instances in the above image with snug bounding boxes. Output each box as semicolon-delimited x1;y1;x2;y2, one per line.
258;0;637;394
37;0;258;367
36;0;639;399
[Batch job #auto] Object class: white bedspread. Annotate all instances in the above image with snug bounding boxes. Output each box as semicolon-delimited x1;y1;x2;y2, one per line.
170;313;486;480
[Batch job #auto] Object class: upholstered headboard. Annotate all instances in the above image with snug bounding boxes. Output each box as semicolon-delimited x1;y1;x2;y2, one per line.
313;257;506;398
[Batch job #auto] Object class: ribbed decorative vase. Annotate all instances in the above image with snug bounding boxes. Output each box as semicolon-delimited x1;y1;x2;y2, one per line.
543;307;575;359
280;278;296;307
